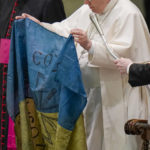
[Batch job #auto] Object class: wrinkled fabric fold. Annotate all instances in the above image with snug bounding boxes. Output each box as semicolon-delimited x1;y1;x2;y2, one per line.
7;18;87;149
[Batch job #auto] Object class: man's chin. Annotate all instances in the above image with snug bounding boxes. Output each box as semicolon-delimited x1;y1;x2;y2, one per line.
90;8;96;13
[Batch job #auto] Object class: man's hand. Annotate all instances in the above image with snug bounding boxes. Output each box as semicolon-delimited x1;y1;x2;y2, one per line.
15;13;41;24
70;29;92;50
114;57;133;74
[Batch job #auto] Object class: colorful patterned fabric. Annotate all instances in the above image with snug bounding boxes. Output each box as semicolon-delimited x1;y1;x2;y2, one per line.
7;19;87;149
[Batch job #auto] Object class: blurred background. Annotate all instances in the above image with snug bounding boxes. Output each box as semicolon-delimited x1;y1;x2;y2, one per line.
62;0;150;30
62;0;83;17
132;0;145;15
62;0;145;17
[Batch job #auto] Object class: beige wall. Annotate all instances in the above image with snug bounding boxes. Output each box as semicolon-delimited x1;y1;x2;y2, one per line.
62;0;83;17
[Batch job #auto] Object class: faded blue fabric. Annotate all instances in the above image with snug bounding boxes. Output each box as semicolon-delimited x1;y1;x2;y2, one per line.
6;18;87;130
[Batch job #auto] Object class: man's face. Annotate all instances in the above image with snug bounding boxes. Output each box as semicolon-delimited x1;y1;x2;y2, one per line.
84;0;109;14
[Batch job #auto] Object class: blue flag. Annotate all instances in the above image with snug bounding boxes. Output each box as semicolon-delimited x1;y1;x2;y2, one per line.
7;18;87;131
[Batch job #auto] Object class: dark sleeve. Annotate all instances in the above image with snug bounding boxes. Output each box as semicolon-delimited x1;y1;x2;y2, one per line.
0;0;16;38
41;0;66;23
128;63;150;87
17;0;66;23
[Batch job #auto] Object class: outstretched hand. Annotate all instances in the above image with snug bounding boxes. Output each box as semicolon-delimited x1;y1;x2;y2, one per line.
70;29;92;50
15;13;41;24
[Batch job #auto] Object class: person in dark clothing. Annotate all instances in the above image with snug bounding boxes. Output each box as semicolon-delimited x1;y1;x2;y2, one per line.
128;63;150;87
144;0;150;31
0;0;66;38
114;57;150;87
0;0;66;149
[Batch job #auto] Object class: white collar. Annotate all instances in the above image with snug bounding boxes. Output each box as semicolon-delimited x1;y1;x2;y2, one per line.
102;0;118;14
94;0;118;23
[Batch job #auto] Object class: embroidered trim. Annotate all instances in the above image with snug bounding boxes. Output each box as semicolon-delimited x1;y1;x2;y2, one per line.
0;64;8;149
6;0;18;38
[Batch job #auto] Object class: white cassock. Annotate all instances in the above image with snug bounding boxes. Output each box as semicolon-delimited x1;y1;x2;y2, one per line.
41;0;150;150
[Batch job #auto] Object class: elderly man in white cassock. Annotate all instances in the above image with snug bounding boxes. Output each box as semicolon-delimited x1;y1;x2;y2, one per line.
16;0;150;149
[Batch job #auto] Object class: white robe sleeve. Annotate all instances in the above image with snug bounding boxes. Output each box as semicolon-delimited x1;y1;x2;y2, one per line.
89;12;150;69
41;5;92;38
